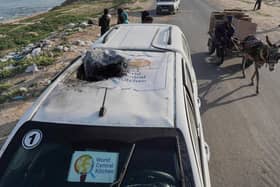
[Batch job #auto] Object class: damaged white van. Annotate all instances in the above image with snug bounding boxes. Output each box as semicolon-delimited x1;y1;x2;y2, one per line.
0;24;210;187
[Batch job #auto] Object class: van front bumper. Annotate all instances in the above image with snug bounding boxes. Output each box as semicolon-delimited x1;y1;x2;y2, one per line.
156;5;175;13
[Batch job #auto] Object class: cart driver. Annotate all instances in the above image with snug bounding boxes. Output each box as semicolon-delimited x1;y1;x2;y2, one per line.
215;16;235;48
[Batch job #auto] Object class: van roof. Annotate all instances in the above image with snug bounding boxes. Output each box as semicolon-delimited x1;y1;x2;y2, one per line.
32;50;176;128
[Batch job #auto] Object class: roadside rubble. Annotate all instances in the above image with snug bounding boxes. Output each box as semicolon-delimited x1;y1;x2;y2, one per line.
0;19;96;105
0;20;94;64
25;64;39;73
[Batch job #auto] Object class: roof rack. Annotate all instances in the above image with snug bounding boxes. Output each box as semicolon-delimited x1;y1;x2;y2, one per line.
167;26;172;45
102;26;119;44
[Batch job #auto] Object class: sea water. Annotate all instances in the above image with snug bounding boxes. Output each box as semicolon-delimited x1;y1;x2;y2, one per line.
0;0;65;22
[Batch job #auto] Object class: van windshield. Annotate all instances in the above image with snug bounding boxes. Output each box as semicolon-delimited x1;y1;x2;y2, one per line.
0;122;194;187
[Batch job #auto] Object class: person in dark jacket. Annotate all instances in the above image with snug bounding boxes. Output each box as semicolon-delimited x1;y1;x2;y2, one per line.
215;16;235;48
141;11;153;23
98;9;111;36
254;0;262;10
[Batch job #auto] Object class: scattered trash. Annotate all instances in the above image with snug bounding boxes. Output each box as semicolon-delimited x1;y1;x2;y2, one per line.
27;32;39;37
12;96;25;100
63;47;69;52
31;47;42;57
69;46;76;52
25;64;39;73
73;40;86;46
65;28;73;32
19;87;28;93
3;64;16;71
73;27;83;32
0;58;8;62
66;23;76;29
12;54;24;61
56;45;64;52
80;22;88;28
25;54;32;59
0;34;6;38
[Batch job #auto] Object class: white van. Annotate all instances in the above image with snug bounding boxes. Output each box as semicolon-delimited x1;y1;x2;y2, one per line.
0;24;210;187
156;0;180;14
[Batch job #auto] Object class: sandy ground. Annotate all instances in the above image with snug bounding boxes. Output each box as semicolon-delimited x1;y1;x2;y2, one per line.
210;0;280;42
0;0;154;145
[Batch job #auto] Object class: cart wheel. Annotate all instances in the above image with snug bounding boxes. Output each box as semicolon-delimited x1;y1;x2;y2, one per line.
208;38;215;55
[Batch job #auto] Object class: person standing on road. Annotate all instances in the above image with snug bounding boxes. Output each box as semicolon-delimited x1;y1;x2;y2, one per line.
117;8;129;24
141;11;153;23
98;8;111;36
122;9;129;24
254;0;262;10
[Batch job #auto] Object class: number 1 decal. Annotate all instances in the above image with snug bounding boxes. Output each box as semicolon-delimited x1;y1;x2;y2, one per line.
22;129;43;150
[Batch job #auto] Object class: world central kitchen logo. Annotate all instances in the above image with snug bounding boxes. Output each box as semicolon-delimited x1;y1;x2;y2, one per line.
71;152;118;183
74;154;95;182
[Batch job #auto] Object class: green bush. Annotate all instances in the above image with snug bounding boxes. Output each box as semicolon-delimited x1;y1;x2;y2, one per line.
0;66;25;79
0;55;55;79
33;55;55;66
0;95;9;104
0;88;27;104
0;83;12;93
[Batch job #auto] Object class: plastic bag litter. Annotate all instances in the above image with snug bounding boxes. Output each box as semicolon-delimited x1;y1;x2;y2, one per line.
77;49;128;81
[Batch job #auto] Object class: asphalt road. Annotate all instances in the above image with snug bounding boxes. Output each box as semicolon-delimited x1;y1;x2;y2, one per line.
154;0;280;186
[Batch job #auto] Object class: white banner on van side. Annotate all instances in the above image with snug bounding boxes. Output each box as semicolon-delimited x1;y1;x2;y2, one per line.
94;52;170;91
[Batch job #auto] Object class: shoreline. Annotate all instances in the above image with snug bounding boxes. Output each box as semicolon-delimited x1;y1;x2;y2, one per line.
0;10;49;24
0;1;65;25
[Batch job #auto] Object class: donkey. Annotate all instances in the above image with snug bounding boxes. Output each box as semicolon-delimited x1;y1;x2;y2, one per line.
241;35;280;94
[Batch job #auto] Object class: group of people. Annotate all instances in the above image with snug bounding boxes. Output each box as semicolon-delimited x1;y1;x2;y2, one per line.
98;8;153;36
98;8;129;36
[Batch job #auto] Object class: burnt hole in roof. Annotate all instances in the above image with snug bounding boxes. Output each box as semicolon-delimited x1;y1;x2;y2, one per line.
76;50;128;82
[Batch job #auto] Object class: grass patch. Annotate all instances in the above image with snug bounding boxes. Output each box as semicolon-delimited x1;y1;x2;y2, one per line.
129;6;143;11
0;83;12;93
0;88;28;104
0;55;55;79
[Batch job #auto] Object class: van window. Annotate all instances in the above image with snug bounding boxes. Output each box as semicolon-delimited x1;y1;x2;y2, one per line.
182;62;201;169
0;122;194;187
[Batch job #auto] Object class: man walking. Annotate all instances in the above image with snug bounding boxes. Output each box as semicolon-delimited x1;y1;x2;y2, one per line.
254;0;262;10
98;9;111;36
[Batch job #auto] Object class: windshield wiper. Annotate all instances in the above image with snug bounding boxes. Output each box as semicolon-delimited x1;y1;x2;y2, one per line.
110;144;136;187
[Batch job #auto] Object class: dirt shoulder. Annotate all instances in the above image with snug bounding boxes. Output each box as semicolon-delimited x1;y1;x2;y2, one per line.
209;0;280;42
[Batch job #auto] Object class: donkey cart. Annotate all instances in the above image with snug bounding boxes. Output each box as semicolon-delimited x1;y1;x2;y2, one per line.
207;9;257;65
